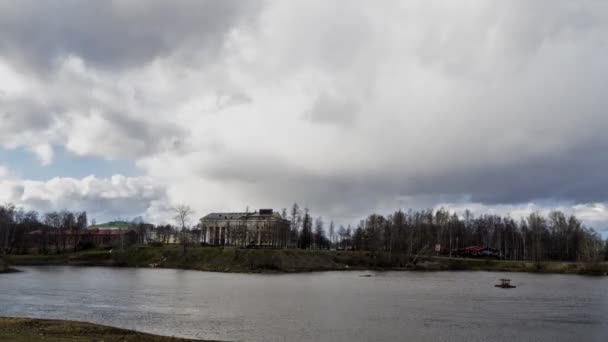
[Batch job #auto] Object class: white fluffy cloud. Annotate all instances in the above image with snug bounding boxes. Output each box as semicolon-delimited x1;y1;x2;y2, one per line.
1;1;608;233
438;202;608;233
0;165;9;179
27;144;53;166
0;174;168;223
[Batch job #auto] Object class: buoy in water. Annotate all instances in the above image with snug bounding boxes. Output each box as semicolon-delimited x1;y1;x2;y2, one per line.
495;278;516;288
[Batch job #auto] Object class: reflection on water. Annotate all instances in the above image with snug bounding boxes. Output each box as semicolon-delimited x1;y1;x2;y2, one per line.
1;266;607;342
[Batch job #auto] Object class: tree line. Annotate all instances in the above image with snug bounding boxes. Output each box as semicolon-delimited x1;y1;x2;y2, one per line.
0;204;88;255
283;204;608;263
2;202;608;263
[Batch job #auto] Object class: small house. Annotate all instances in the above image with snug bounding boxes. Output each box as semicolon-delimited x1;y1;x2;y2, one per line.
453;245;500;258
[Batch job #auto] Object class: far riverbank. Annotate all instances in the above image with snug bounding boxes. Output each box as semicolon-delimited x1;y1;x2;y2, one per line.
5;245;608;275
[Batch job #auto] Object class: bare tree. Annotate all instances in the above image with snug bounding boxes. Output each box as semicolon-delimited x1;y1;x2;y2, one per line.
173;205;193;255
1;203;16;256
328;221;335;248
313;216;326;249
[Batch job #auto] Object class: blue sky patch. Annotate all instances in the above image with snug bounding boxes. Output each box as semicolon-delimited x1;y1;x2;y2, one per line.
0;146;139;180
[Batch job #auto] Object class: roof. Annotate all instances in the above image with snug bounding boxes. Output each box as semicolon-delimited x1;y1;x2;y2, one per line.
202;212;249;220
456;246;499;252
247;212;283;219
89;221;132;229
201;210;285;221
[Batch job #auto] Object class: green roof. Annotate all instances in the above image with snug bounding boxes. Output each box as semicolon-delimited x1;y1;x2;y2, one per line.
89;221;133;229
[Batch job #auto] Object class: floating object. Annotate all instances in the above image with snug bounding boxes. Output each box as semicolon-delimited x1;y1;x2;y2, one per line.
360;274;373;277
495;278;516;289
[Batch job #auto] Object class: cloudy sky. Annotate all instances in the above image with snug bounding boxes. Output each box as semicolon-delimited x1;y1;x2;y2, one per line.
1;0;608;234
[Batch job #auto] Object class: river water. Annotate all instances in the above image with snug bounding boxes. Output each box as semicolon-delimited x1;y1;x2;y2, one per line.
1;266;607;342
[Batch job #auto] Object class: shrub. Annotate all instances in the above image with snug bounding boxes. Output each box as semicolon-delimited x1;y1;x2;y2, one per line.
75;240;97;251
149;241;164;247
578;263;608;276
447;259;470;270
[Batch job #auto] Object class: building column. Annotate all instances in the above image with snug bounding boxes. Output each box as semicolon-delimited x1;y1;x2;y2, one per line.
257;226;261;246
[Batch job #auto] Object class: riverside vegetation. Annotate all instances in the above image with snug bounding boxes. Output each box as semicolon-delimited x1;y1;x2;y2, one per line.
0;257;14;273
2;203;608;275
7;245;608;275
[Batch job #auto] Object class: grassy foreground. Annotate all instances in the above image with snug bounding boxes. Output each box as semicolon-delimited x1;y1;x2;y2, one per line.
0;317;206;342
6;245;608;275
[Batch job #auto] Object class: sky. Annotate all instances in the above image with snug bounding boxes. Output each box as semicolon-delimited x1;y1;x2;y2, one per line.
1;0;608;235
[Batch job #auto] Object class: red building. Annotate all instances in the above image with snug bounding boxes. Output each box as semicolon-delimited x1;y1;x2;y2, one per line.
453;245;500;258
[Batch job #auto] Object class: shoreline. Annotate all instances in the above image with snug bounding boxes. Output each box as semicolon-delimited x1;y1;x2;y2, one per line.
0;268;20;273
0;258;18;274
6;246;608;276
0;317;213;341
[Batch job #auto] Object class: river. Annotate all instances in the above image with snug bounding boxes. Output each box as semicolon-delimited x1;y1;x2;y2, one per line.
1;266;607;341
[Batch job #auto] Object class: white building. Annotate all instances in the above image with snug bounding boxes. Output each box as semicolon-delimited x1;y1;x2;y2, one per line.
199;209;291;248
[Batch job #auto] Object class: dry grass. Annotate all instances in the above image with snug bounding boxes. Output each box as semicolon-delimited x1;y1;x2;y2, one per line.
0;317;211;342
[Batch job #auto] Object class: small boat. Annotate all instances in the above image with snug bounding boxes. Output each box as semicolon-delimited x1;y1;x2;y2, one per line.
495;278;516;289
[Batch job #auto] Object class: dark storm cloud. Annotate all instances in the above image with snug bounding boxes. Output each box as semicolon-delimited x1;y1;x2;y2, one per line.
197;131;608;223
0;0;261;71
401;143;608;204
